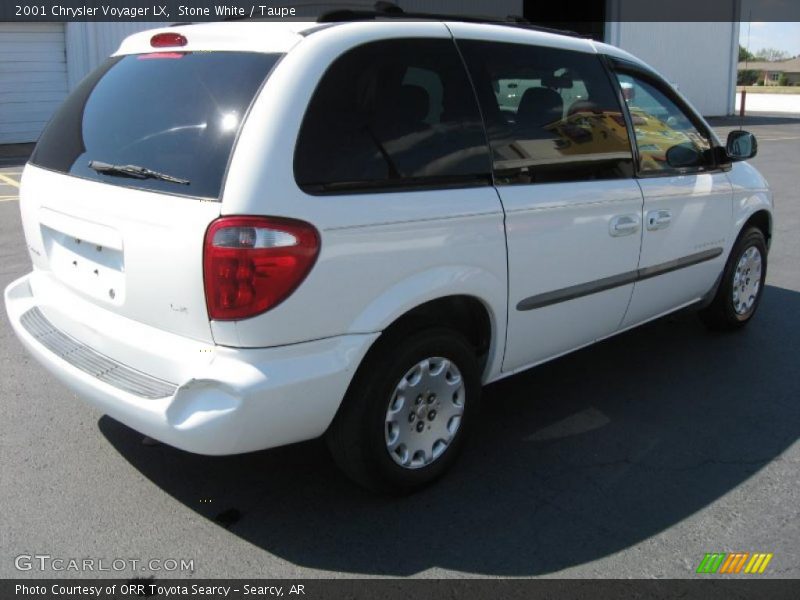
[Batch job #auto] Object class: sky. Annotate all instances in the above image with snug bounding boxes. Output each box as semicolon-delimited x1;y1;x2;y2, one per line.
740;22;800;58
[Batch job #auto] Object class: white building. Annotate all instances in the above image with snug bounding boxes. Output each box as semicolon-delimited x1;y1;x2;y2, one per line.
0;1;740;144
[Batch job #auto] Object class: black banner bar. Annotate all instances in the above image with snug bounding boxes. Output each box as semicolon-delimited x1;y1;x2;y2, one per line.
3;579;800;600
1;0;800;22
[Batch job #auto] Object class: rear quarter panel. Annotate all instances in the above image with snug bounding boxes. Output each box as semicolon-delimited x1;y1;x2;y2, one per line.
214;22;509;380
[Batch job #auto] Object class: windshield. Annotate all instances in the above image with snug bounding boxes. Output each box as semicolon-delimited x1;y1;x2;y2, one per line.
30;51;282;199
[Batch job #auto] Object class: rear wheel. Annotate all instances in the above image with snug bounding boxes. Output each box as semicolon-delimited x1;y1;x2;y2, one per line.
700;227;767;330
326;327;480;493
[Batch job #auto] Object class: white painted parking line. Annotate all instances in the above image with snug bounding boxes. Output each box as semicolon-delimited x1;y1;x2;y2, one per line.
0;196;19;202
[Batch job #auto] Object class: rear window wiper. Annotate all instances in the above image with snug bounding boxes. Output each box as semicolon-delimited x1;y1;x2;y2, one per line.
88;160;190;185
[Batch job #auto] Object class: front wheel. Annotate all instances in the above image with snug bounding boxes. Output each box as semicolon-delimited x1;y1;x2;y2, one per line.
326;327;481;493
700;227;768;330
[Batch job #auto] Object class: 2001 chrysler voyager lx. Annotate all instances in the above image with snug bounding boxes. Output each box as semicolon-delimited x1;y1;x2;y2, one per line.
4;14;772;492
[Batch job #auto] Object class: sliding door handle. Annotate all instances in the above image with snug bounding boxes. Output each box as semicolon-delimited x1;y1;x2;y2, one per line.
647;209;672;231
610;214;641;237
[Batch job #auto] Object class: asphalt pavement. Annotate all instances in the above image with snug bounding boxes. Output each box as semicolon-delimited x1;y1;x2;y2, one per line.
1;116;798;579
0;167;21;204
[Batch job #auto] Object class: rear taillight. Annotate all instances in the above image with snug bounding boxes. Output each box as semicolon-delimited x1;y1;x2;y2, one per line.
203;216;320;320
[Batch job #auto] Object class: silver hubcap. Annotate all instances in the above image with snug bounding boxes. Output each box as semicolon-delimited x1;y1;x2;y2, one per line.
732;245;762;315
384;357;465;469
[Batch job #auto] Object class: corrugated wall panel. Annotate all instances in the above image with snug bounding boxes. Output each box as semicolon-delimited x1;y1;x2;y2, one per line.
608;21;738;116
0;22;67;143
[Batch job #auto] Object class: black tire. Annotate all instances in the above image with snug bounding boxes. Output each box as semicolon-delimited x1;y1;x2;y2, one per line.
326;327;481;494
700;227;768;331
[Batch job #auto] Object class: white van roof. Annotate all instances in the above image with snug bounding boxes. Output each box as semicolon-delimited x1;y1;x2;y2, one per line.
114;19;654;77
114;21;321;55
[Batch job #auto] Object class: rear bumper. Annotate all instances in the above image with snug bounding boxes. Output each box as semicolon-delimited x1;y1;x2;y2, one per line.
5;273;378;455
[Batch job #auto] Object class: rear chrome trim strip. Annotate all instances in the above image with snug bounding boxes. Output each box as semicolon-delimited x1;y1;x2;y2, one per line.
517;247;723;311
19;307;177;399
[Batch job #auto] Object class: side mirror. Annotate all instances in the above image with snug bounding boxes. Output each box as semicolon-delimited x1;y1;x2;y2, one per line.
726;130;757;161
666;142;702;168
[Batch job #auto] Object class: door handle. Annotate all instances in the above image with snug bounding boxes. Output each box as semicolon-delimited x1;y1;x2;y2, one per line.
609;214;640;237
646;209;672;231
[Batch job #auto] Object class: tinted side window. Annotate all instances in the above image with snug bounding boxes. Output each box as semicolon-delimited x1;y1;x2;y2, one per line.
615;73;713;174
294;39;491;193
458;40;634;185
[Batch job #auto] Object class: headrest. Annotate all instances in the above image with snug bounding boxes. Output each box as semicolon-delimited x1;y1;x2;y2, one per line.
517;88;564;127
396;84;430;123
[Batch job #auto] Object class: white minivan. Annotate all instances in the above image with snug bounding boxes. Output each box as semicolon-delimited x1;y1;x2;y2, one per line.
5;14;772;492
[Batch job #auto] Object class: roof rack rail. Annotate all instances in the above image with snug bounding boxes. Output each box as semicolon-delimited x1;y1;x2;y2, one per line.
317;1;586;38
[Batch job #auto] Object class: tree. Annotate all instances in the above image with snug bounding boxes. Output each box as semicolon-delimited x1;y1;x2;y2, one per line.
737;70;759;85
753;47;789;62
739;45;755;62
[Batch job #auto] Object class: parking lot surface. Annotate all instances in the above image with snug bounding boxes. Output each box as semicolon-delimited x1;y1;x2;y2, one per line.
0;166;21;203
1;116;799;579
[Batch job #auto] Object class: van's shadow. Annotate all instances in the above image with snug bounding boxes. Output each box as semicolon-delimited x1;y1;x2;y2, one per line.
99;285;800;576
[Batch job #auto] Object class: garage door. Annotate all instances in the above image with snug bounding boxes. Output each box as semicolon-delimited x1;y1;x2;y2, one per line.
0;23;68;144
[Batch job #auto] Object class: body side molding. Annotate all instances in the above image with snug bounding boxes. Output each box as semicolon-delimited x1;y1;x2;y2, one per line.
517;247;723;311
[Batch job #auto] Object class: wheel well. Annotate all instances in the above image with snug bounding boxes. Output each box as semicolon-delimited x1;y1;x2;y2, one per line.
381;296;493;370
743;210;772;246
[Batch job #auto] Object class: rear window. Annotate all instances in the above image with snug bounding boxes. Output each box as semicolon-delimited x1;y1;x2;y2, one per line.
30;51;281;200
